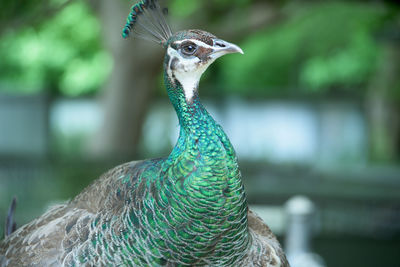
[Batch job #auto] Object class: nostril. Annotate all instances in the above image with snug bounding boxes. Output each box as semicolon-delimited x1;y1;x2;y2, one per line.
215;42;226;48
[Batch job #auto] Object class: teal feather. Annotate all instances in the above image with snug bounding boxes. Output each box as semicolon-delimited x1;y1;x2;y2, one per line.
122;0;171;44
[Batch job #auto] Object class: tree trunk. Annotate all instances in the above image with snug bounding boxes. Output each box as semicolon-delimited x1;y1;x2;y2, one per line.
366;42;400;162
88;0;163;160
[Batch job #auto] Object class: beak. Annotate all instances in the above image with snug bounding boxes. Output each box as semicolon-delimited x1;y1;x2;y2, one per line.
210;39;244;59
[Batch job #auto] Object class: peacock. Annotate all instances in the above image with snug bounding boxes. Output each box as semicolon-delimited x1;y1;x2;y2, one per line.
0;0;289;266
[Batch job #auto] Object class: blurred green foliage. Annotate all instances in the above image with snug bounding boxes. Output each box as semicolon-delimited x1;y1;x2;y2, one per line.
218;2;390;95
169;0;252;19
0;0;69;31
0;1;112;96
0;0;398;97
170;0;202;18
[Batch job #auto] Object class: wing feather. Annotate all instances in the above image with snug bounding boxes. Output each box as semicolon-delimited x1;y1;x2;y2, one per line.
245;209;290;267
0;161;147;266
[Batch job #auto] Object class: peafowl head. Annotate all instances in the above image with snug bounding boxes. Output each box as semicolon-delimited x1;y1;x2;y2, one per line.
122;0;243;102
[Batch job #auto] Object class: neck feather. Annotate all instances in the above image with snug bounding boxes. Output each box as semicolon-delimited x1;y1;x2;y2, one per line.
164;70;209;130
160;69;251;265
164;67;238;162
164;68;241;178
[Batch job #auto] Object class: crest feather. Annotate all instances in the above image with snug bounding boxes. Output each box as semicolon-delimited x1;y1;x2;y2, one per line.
122;0;172;46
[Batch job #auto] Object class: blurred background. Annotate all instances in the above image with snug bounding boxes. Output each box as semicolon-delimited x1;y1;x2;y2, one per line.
0;0;399;266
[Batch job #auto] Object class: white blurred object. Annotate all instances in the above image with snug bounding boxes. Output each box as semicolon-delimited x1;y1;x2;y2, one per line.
288;253;326;267
51;99;102;137
285;196;326;267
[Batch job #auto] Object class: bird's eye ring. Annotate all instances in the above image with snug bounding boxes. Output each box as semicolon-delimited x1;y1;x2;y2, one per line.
181;43;198;56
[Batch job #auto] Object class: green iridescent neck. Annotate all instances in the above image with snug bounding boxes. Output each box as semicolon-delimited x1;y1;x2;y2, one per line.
164;74;209;130
163;67;237;160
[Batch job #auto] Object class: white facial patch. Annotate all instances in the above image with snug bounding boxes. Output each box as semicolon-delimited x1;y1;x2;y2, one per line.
167;41;216;103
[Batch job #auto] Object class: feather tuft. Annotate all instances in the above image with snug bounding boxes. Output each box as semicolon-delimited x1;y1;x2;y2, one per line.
122;0;172;46
5;196;17;238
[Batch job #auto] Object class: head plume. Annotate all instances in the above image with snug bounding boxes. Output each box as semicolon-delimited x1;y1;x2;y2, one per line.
122;0;173;46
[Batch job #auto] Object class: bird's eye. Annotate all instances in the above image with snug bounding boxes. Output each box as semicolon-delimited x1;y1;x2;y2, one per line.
181;43;198;56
